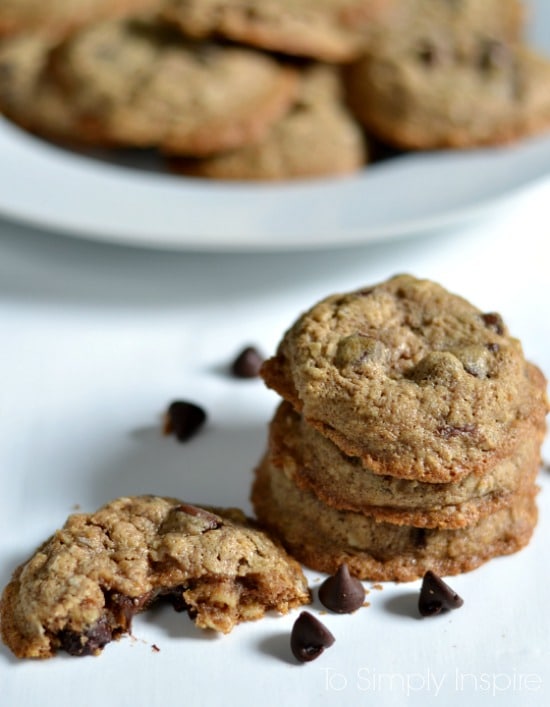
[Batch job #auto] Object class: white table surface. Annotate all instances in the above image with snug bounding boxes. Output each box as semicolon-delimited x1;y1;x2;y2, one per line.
0;179;549;707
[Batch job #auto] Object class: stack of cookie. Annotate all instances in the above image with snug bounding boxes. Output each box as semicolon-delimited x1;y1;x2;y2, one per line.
252;275;548;581
1;0;550;181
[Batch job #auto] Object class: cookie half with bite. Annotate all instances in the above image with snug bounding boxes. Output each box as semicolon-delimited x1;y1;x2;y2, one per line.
0;496;311;659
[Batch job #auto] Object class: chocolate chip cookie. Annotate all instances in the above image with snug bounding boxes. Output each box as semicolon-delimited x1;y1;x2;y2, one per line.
254;274;547;581
0;34;84;142
269;400;542;528
0;19;299;155
171;64;367;181
0;496;310;659
252;454;539;582
261;274;548;483
343;0;550;148
161;0;395;62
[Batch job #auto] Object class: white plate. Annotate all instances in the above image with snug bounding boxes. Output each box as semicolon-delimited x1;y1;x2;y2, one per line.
0;0;549;251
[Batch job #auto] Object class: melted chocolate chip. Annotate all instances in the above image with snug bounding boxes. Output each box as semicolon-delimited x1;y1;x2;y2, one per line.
481;312;505;335
230;346;264;378
107;592;152;629
412;528;427;548
57;616;112;656
290;611;335;662
318;564;366;613
175;503;221;529
437;423;477;439
418;570;464;617
164;400;206;441
167;587;188;613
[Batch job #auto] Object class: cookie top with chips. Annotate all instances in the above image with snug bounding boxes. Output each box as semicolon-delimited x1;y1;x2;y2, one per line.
261;274;548;482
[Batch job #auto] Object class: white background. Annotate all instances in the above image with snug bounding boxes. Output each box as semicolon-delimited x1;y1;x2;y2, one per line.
0;182;549;705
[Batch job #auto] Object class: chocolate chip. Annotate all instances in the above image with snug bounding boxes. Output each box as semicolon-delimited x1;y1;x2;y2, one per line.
57;616;112;656
416;40;440;66
318;564;366;613
486;342;500;353
418;570;464;617
164;400;206;441
167;587;188;613
481;312;505;335
107;591;152;629
334;334;388;371
290;611;335;662
175;503;221;529
412;528;427;548
437;423;477;439
479;40;509;71
230;345;264;378
454;345;490;379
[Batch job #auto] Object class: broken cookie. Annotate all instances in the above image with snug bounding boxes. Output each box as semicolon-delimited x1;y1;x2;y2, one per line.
0;495;311;658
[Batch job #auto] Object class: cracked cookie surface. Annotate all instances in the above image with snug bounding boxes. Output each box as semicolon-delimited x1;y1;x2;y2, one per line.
261;274;548;482
0;496;310;659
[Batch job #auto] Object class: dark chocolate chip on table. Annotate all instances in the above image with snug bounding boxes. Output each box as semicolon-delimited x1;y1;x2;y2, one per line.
318;564;366;613
164;400;207;441
418;570;464;617
290;611;335;663
230;345;264;378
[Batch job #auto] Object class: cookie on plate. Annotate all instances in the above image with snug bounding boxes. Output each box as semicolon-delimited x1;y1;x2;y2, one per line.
0;34;84;141
171;64;367;180
0;496;311;658
161;0;395;63
0;20;299;155
343;0;550;148
261;274;548;483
